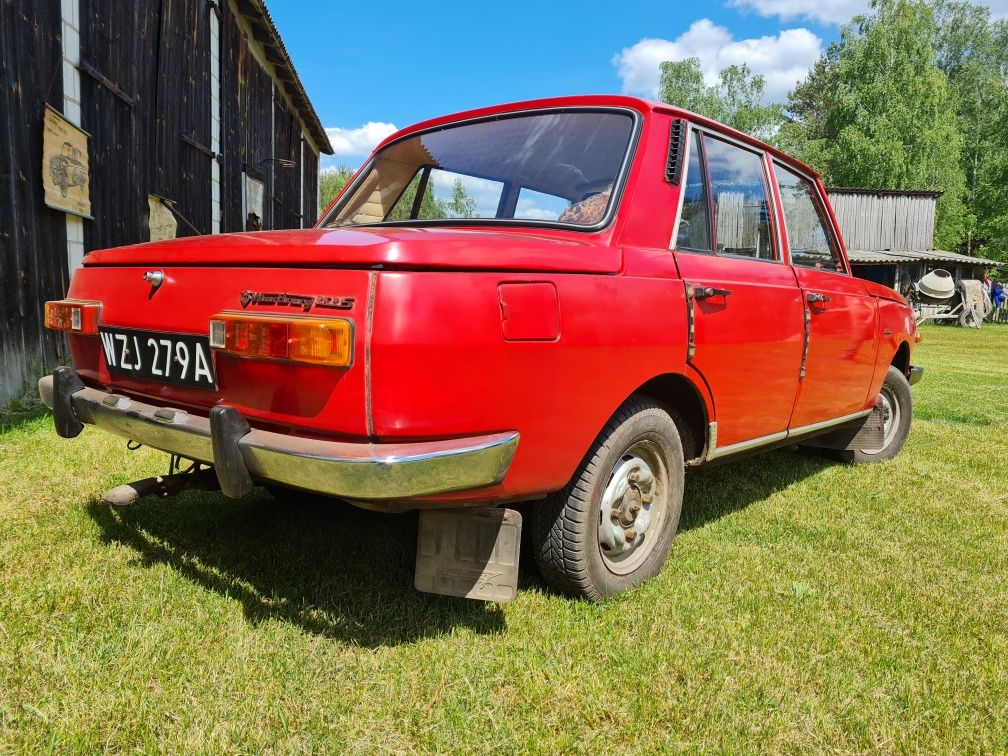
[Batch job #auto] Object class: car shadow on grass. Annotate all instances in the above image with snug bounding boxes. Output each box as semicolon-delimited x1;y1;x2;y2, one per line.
679;448;835;532
85;448;834;631
86;489;507;646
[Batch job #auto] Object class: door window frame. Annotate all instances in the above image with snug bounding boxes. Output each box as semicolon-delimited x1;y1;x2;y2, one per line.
771;160;850;276
669;123;783;265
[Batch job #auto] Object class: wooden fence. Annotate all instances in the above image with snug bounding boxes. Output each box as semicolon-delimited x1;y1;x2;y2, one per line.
990;302;1008;324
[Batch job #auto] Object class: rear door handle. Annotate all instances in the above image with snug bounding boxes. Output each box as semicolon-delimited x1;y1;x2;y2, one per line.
693;286;733;300
807;292;831;304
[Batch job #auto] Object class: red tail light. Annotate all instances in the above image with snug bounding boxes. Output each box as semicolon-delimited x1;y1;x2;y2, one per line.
209;313;353;367
45;300;102;335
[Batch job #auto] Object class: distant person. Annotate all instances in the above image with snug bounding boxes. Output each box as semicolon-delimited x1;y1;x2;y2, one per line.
993;280;1005;309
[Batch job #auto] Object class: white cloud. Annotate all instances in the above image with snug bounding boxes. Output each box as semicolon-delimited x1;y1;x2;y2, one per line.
729;0;1008;24
613;19;822;103
727;0;868;24
324;121;398;158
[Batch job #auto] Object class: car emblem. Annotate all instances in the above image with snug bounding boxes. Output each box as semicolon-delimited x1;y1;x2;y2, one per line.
239;291;355;312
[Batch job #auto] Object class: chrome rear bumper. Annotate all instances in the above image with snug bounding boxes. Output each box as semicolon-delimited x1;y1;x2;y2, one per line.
39;372;518;502
909;365;924;386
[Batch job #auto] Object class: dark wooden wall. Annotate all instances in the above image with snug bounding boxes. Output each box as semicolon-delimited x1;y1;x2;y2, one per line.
222;5;272;230
0;0;69;405
81;0;212;245
2;0;324;406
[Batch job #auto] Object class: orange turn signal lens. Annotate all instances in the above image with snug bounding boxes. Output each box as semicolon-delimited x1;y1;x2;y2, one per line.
208;313;353;367
44;300;102;335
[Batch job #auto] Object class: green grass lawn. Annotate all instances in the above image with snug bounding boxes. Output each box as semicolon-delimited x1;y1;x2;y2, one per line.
2;325;1006;752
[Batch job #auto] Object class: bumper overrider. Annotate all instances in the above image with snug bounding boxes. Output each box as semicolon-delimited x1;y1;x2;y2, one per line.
39;368;519;503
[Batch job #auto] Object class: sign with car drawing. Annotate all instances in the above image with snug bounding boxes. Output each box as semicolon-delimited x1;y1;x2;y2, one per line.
41;105;92;219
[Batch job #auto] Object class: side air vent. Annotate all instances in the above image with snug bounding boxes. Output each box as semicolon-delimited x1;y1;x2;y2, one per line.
665;119;687;184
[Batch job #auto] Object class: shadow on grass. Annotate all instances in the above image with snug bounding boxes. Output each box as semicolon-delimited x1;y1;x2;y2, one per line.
84;447;833;637
87;490;507;646
0;405;50;436
679;448;835;532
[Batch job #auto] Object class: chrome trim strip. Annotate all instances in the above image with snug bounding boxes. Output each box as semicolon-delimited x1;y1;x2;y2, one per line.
668;125;693;247
705;409;873;461
706;430;788;461
364;270;377;439
41;376;519;502
789;409;873;439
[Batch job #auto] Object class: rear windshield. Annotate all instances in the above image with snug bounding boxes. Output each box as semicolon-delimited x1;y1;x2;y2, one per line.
320;110;636;229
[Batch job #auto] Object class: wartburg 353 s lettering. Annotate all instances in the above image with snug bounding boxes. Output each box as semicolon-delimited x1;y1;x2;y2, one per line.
40;95;924;602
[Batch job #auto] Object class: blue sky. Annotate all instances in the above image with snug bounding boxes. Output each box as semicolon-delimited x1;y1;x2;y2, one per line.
269;0;1007;170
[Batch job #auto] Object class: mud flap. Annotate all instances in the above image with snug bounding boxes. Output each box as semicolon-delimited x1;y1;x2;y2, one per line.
415;507;522;603
52;367;85;438
209;405;253;498
801;405;886;450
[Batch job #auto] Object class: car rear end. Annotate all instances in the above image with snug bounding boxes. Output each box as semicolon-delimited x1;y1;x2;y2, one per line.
40;240;519;505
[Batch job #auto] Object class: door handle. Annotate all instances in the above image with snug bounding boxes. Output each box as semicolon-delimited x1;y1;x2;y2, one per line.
807;292;832;304
693;286;733;300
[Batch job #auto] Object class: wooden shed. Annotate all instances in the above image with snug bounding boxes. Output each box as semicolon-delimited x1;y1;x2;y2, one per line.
0;0;334;406
827;188;995;297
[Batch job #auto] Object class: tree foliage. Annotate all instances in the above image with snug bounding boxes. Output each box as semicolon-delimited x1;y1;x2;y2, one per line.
930;0;1008;257
658;59;785;140
318;164;356;212
786;0;967;249
657;0;1008;260
317;165;478;224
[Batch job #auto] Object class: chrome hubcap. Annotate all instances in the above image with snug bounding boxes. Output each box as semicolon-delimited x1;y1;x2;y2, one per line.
598;441;669;574
862;386;900;454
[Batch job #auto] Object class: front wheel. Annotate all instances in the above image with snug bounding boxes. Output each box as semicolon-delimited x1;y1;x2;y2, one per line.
845;365;913;464
531;398;685;601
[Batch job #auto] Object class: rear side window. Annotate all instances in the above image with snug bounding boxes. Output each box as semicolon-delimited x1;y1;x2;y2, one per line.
675;130;712;252
704;135;775;260
774;165;844;272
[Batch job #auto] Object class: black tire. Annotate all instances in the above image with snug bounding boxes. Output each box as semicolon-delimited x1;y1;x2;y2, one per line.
844;365;913;464
531;398;685;601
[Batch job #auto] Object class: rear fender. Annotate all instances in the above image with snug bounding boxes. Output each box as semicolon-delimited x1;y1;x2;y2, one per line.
369;270;690;501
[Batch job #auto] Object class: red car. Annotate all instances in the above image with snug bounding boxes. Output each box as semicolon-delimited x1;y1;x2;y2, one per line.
40;95;922;602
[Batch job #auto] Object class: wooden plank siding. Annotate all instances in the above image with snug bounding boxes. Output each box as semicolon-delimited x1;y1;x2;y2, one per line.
827;190;938;252
0;0;70;405
272;92;301;230
1;0;329;406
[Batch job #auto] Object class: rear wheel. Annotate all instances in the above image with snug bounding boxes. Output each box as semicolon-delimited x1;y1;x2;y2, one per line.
531;398;684;600
844;366;913;464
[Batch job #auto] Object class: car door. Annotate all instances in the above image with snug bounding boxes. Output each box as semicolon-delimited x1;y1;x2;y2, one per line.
672;129;805;451
772;163;878;428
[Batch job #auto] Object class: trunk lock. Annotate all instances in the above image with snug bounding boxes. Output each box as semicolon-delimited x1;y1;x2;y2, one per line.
143;270;164;289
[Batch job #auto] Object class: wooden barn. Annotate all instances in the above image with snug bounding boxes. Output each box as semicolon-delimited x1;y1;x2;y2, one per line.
0;0;333;406
827;188;996;297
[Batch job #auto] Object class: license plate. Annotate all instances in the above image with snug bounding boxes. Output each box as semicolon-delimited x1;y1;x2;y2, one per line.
99;326;217;390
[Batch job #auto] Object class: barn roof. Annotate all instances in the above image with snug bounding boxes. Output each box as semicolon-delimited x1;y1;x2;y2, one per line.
847;249;998;266
828;187;943;199
233;0;333;154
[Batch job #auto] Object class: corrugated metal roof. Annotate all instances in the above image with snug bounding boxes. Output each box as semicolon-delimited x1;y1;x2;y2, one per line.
828;187;943;198
233;0;333;154
847;249;998;266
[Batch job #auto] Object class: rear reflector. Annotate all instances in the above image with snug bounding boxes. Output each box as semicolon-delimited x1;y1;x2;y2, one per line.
208;313;353;367
45;300;102;335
